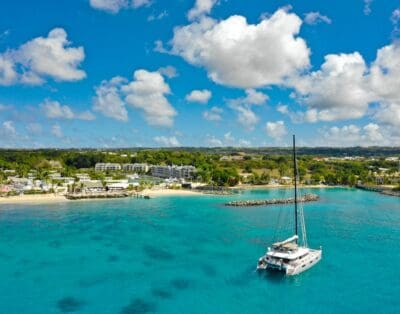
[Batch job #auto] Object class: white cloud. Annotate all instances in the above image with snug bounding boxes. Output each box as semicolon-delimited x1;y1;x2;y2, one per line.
169;9;310;88
89;0;150;13
364;0;373;15
0;54;18;85
0;28;85;86
93;76;129;122
153;135;180;147
203;106;223;121
132;0;151;9
205;135;223;146
231;105;259;130
122;69;176;127
291;52;373;121
319;123;387;146
158;65;178;78
265;121;287;138
185;89;212;104
51;124;63;138
148;10;168;21
93;69;177;127
41;99;95;121
304;12;332;25
224;131;234;144
1;121;16;137
188;0;217;21
374;103;400;128
228;89;268;106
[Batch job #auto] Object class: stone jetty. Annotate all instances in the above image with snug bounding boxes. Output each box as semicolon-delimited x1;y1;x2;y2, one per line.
225;193;319;207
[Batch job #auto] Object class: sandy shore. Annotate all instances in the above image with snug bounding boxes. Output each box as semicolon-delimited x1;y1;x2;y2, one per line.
0;194;69;205
0;185;341;205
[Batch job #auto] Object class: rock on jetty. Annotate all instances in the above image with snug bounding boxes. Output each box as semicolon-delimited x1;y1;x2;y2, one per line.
225;193;319;207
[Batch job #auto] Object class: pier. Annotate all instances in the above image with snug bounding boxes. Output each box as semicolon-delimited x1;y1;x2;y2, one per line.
225;193;319;207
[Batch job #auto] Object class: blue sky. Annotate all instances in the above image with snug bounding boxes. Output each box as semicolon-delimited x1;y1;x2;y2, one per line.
0;0;399;148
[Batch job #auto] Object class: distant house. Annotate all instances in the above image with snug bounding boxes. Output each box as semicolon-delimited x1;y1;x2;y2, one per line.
280;176;292;185
82;181;104;193
106;182;129;191
76;173;90;181
95;163;122;172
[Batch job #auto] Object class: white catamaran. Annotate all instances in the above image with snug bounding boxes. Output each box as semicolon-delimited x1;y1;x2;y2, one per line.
257;135;322;276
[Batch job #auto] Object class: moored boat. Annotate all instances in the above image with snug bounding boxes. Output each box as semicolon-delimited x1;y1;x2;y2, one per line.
257;135;322;276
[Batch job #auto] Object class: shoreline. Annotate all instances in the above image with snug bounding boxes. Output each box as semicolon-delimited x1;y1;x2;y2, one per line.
0;185;351;206
231;184;342;190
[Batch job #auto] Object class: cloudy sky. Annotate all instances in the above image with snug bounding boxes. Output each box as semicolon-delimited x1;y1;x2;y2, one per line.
0;0;399;148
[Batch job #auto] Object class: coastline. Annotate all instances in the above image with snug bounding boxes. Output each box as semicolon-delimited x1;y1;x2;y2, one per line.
0;184;345;206
0;194;70;205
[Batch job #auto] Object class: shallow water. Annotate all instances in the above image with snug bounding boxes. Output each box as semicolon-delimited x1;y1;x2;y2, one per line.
0;188;399;313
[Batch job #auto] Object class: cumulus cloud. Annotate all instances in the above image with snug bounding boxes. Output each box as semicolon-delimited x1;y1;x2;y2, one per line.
0;28;85;86
205;135;223;146
228;89;268;106
89;0;150;13
51;124;63;138
122;69;176;127
188;0;217;21
93;70;176;127
265;120;287;138
168;8;310;88
319;123;387;146
153;135;180;147
291;52;373;121
41;99;95;121
304;12;332;25
203;106;223;121
231;105;259;130
185;89;212;104
93;77;129;121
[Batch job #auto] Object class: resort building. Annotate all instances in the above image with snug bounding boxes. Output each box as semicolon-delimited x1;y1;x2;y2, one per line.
95;163;122;172
122;163;149;173
151;165;196;179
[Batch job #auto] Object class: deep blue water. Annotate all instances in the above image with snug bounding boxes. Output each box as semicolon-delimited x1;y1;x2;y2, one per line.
0;188;399;314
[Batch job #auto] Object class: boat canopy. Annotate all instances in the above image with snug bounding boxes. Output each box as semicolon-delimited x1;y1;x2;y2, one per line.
272;235;298;248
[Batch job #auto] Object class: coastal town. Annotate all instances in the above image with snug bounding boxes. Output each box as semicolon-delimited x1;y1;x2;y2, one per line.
0;149;399;203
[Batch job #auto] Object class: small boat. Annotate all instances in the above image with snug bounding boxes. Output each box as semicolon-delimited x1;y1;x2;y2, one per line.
257;135;322;276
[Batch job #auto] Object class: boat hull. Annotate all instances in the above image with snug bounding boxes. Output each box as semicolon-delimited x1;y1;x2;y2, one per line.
257;249;322;276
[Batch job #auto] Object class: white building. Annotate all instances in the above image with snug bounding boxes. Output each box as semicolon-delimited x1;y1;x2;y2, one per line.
151;165;196;179
95;163;122;172
122;163;149;173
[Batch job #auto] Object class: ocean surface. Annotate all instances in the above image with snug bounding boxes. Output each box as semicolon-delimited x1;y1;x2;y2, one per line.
0;188;399;314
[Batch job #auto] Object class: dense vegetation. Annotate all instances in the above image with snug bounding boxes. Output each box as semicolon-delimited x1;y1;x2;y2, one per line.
0;148;399;187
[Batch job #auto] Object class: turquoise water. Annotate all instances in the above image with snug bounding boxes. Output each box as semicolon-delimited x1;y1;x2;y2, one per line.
0;188;399;314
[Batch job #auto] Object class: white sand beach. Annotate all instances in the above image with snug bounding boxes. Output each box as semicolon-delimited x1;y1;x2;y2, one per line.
0;194;69;205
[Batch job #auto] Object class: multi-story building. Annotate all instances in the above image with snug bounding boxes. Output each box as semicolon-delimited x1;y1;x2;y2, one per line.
172;166;197;180
95;163;122;172
122;163;149;173
151;165;196;179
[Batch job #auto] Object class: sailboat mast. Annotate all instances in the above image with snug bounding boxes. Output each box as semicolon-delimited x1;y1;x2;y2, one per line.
293;135;298;238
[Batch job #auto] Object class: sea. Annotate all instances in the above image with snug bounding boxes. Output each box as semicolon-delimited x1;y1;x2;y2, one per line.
0;188;399;314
